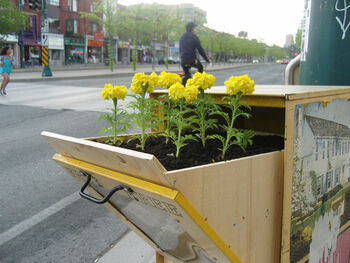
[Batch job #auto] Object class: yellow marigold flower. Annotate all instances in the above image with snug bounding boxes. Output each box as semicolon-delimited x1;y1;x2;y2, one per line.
168;83;186;101
158;72;182;89
147;72;158;93
203;74;216;90
101;84;113;100
110;85;127;100
130;72;158;94
224;75;255;96
189;72;216;90
185;84;199;102
130;83;143;95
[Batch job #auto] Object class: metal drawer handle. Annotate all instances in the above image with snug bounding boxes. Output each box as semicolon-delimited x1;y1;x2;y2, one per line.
79;171;132;204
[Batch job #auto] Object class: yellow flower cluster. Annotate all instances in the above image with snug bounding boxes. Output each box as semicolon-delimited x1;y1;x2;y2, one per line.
130;72;158;94
168;83;186;101
187;72;216;90
157;72;182;89
101;84;127;100
224;75;255;96
168;82;199;102
184;84;199;102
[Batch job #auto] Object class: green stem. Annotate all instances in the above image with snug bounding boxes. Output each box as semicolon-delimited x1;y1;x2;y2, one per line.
140;85;147;151
176;100;184;158
199;89;206;147
221;93;241;159
113;98;118;143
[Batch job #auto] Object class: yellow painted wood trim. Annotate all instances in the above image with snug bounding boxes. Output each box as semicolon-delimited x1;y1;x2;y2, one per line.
53;154;178;200
175;193;242;263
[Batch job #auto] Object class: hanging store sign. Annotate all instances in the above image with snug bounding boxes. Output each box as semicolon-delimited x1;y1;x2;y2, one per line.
88;39;103;47
64;37;85;46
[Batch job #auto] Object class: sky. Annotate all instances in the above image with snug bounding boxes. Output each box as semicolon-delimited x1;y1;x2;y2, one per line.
118;0;305;47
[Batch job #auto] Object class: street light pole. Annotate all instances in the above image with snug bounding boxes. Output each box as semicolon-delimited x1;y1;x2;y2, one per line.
152;37;156;70
19;0;25;69
41;0;52;77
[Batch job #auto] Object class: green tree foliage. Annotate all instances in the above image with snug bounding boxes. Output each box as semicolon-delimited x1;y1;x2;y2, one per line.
0;0;28;36
80;0;118;71
115;3;185;70
295;27;302;50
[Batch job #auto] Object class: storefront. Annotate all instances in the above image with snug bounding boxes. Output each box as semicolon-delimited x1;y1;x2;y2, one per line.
87;39;103;64
47;34;64;66
0;34;19;67
117;41;130;64
64;37;85;64
22;39;41;66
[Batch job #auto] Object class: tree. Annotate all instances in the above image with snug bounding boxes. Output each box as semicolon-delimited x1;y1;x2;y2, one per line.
295;28;302;50
0;0;28;37
115;4;154;70
80;0;118;71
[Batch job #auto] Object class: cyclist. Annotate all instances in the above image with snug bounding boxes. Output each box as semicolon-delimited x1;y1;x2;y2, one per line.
179;22;210;85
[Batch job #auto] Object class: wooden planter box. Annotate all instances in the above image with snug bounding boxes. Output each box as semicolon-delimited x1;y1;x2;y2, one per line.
43;85;350;263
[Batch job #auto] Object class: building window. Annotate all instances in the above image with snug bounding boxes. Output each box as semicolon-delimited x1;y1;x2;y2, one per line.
327;141;330;158
322;141;325;159
332;141;335;157
315;140;319;161
335;168;340;185
316;176;322;195
73;20;78;34
48;18;60;33
68;0;77;12
89;23;98;35
326;171;333;191
51;50;61;60
24;15;34;33
47;0;59;6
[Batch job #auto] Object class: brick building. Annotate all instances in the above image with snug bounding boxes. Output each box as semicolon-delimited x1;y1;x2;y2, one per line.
60;0;104;64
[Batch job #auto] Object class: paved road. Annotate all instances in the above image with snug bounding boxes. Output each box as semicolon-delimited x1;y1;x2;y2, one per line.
0;64;286;263
28;63;285;88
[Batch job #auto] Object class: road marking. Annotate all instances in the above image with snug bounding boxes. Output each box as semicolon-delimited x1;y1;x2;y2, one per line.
0;191;80;247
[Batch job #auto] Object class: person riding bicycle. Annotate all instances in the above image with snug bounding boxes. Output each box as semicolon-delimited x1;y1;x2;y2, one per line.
179;22;210;85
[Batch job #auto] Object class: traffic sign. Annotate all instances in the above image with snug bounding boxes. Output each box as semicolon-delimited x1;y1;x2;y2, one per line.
41;19;49;33
41;33;49;46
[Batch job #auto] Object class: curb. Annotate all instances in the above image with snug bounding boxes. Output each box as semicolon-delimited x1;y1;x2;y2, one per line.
10;63;258;83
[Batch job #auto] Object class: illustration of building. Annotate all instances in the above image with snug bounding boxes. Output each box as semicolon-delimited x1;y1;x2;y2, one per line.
296;112;350;199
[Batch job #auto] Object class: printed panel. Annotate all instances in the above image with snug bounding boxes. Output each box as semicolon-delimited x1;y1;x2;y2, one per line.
290;99;350;263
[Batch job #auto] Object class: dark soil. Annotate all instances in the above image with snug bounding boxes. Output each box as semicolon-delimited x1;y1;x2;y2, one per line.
118;134;284;171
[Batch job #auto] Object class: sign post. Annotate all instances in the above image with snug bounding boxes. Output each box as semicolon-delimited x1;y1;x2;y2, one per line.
41;0;52;77
299;0;350;85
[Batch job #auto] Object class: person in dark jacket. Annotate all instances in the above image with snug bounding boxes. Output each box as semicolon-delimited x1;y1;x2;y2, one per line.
179;22;210;85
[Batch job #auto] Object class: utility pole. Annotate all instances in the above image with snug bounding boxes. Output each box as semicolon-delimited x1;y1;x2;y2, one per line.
19;0;25;68
41;0;52;76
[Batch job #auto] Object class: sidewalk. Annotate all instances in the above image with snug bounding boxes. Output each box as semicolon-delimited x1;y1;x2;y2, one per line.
10;63;255;83
95;230;156;263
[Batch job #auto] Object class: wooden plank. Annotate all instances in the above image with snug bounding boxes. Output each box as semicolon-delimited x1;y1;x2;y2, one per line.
164;151;284;263
152;85;350;103
53;154;240;263
42;131;171;187
281;92;350;263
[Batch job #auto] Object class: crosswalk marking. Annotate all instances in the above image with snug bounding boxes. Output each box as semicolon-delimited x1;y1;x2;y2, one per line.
0;83;134;112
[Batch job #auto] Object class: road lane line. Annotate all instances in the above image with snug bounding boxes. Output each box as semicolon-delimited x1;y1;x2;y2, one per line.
0;191;80;247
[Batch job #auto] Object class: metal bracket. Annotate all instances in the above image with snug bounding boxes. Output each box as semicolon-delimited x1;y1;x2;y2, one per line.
79;171;132;204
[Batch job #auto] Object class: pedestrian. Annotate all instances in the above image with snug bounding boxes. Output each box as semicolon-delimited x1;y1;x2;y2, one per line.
0;46;14;95
179;22;210;85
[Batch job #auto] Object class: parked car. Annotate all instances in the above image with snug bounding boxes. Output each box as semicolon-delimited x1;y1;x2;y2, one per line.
158;56;178;64
252;59;259;63
281;58;290;64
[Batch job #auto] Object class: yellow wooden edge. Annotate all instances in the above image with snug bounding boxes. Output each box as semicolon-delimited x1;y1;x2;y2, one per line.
175;193;242;263
54;153;241;263
53;154;178;200
151;92;285;108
